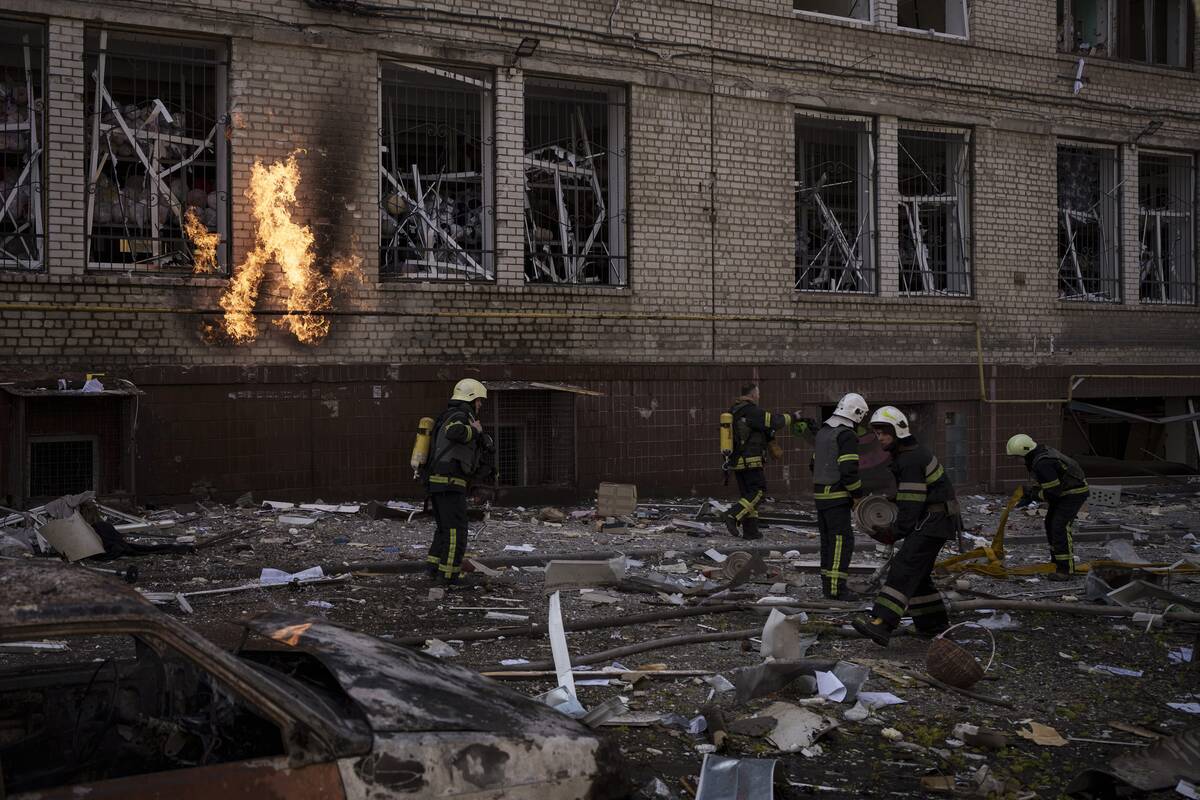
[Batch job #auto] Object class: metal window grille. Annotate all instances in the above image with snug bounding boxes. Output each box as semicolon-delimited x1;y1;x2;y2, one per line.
793;0;872;21
1057;143;1121;302
0;19;45;271
795;114;876;293
898;128;971;296
489;390;576;488
84;28;229;273
1139;151;1195;304
897;0;969;35
379;63;494;281
29;437;97;498
524;79;628;286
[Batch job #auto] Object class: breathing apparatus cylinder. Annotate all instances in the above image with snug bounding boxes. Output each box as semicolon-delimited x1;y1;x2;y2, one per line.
410;416;435;478
719;412;734;457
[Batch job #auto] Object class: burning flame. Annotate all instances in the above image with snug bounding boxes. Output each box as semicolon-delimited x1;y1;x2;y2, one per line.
217;153;357;345
184;208;220;275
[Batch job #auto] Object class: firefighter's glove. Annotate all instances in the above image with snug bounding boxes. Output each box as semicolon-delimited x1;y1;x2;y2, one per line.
1016;488;1037;508
479;432;496;451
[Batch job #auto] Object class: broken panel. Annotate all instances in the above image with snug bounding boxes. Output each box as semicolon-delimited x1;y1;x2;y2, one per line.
83;28;229;273
897;127;971;296
379;62;494;281
0;19;44;271
897;0;969;36
795;112;876;294
524;78;627;286
1138;151;1195;304
793;0;872;20
1057;142;1121;302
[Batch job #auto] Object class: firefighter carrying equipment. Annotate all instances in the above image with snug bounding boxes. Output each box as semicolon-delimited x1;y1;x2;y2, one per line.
1027;445;1089;502
870;406;912;439
428;401;484;492
833;392;869;424
451;378;487;403
727;399;797;471
813;423;864;504
1006;433;1036;457
934;487;1200;578
410;416;435;479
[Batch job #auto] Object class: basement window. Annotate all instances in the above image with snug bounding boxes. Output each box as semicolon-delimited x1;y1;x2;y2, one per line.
795;112;876;294
28;437;97;498
898;127;972;296
897;0;969;36
1058;0;1194;67
379;62;494;281
793;0;872;21
1138;151;1195;305
524;78;628;286
485;388;577;488
1057;142;1121;302
0;19;45;271
84;28;229;273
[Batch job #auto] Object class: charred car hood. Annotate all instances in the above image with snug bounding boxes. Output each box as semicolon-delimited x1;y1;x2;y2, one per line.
245;612;599;737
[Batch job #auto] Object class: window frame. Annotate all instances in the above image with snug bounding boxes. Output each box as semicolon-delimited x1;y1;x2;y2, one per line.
792;0;875;24
0;16;47;272
794;109;879;296
1056;139;1124;304
895;0;971;39
377;60;496;283
1058;0;1195;70
1137;148;1196;305
522;75;629;287
82;26;231;275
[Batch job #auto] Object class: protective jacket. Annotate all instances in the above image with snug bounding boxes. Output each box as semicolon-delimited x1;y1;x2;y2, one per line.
1025;445;1089;502
427;400;486;492
729;398;793;471
890;435;957;539
813;423;864;506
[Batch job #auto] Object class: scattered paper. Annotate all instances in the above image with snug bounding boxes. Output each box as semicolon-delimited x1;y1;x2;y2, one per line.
304;600;333;609
704;549;728;563
1017;722;1068;747
1167;702;1200;715
259;566;324;586
1093;664;1144;677
262;500;295;510
1177;779;1199;800
577;679;611;687
548;591;577;702
704;674;735;693
761;609;809;661
763;702;838;753
500;658;530;666
421;639;457;658
976;613;1021;630
815;670;847;702
655;562;689;574
277;515;317;527
1168;646;1194;664
858;692;907;709
504;544;536;553
843;701;869;722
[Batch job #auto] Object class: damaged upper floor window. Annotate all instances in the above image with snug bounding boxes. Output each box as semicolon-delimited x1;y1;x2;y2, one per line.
1057;142;1121;302
793;0;872;21
897;0;970;36
795;112;876;294
379;62;494;281
1058;0;1194;68
898;127;972;296
524;78;628;286
1139;151;1195;305
0;18;44;272
84;28;230;274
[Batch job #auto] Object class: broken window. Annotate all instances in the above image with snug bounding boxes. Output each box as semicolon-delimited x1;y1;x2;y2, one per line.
795;112;876;293
524;78;627;285
897;0;969;35
1059;0;1193;66
1138;151;1195;304
379;62;494;281
1057;143;1121;302
0;19;44;271
898;128;971;296
793;0;872;20
84;28;229;272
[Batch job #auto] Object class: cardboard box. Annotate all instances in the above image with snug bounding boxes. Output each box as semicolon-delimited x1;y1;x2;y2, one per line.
597;482;637;517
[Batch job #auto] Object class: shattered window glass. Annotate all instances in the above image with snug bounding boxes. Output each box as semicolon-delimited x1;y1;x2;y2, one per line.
1138;151;1195;304
897;0;969;36
1059;0;1193;67
379;63;494;281
897;128;971;296
524;78;628;286
1057;143;1121;302
794;113;876;294
793;0;872;21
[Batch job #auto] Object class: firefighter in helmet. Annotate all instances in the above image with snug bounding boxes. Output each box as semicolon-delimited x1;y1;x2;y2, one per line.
424;378;494;584
853;406;959;647
1006;433;1089;579
720;382;807;540
812;393;868;599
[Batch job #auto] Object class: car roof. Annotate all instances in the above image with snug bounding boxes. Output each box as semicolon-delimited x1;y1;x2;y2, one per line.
0;560;157;633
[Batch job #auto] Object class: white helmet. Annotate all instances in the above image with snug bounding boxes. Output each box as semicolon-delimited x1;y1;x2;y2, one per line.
832;392;869;424
869;406;911;439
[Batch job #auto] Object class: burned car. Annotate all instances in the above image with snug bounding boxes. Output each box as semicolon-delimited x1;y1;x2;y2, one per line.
0;562;625;798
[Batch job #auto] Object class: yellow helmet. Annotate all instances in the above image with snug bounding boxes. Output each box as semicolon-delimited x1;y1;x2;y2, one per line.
869;406;911;438
451;378;487;403
1006;433;1036;456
